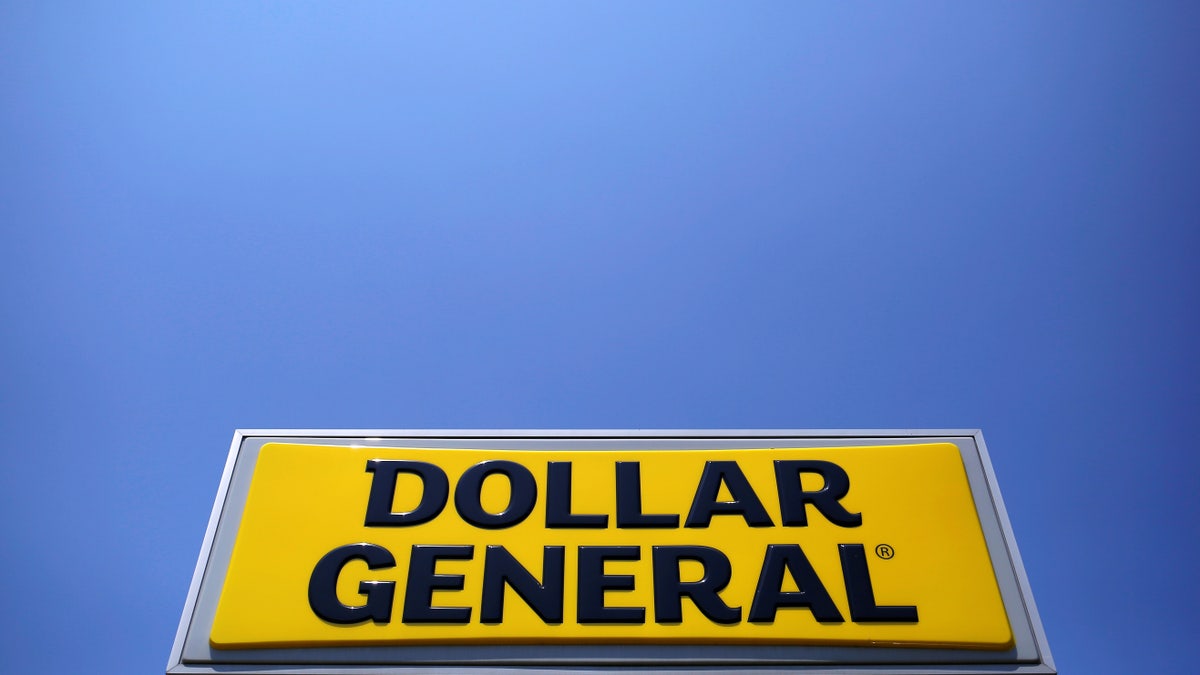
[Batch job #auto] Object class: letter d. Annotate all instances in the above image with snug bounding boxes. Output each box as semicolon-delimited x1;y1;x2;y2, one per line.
364;460;449;526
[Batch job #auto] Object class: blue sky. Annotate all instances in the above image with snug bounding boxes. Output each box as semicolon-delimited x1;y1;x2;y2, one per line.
1;3;1197;673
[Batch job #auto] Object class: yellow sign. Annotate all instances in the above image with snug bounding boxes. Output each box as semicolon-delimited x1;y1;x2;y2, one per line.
210;442;1011;650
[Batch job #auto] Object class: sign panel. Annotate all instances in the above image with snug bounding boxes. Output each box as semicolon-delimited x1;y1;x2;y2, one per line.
168;431;1054;674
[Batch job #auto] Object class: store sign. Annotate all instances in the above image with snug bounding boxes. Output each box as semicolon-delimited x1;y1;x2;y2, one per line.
167;431;1055;674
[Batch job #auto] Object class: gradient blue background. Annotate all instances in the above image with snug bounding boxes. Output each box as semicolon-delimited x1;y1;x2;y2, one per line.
2;3;1197;673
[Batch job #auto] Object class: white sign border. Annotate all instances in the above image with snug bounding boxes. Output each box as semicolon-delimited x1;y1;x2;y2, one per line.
167;430;1055;674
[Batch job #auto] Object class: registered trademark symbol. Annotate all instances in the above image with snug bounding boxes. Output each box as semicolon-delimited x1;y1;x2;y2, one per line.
875;544;895;560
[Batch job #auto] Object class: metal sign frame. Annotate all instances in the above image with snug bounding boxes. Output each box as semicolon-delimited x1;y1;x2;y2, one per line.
167;429;1055;674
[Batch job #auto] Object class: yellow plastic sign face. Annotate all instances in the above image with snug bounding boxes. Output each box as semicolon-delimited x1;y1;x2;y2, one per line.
210;442;1011;650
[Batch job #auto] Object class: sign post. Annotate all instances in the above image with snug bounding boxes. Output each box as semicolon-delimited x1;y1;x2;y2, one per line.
167;430;1054;673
